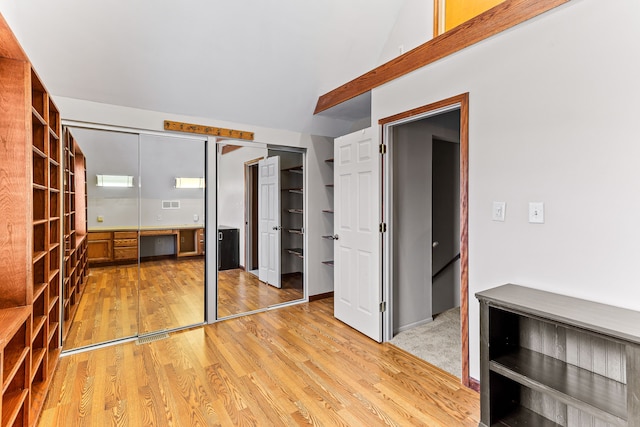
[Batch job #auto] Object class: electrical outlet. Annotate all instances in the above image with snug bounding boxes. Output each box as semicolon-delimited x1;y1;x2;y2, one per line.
529;202;544;223
97;215;104;223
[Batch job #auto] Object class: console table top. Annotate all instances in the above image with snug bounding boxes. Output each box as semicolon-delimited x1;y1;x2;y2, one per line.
476;284;640;345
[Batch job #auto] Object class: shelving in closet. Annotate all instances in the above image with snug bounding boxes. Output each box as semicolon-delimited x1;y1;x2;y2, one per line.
322;157;334;267
281;162;304;268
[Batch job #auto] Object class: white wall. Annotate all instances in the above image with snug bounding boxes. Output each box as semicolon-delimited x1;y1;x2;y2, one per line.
372;0;640;380
58;97;335;297
377;0;433;64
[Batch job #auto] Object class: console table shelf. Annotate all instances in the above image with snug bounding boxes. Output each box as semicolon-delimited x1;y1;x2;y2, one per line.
477;284;640;427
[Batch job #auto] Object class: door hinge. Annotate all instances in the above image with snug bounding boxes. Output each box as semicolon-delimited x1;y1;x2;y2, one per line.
379;144;387;154
379;223;387;233
380;301;386;312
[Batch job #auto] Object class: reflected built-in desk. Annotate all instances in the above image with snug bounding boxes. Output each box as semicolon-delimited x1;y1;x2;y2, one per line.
87;226;204;264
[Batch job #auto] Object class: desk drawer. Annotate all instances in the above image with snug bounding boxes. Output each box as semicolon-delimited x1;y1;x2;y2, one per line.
114;231;138;239
88;232;112;241
114;247;138;260
114;238;137;247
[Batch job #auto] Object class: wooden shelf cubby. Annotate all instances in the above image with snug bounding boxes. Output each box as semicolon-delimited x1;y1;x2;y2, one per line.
477;284;640;427
0;14;86;425
61;129;88;345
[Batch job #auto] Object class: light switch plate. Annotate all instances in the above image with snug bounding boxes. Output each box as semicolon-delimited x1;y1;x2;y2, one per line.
529;202;544;223
492;202;506;222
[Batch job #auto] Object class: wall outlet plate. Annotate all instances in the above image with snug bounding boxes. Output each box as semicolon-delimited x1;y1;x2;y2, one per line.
492;202;506;222
529;202;544;223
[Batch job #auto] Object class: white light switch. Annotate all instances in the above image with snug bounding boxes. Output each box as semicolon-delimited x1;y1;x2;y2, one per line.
529;202;544;223
492;202;506;222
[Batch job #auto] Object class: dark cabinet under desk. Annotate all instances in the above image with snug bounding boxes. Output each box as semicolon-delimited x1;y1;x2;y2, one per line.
476;284;640;427
218;226;239;270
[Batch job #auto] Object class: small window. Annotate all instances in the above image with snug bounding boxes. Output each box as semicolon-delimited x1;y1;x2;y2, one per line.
434;0;506;36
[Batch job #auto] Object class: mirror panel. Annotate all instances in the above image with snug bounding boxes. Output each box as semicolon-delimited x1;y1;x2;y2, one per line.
61;128;207;351
216;143;304;319
138;134;206;335
63;127;140;350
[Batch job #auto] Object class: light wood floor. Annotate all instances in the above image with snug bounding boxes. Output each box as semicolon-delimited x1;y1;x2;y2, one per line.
217;269;303;318
65;258;205;350
40;298;479;426
65;260;304;349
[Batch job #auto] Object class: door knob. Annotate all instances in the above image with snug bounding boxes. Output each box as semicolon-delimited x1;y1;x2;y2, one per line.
272;226;282;231
432;241;439;248
332;234;339;240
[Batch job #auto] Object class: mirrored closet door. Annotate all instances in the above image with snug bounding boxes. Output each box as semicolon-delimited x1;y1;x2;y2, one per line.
216;141;305;319
61;127;206;351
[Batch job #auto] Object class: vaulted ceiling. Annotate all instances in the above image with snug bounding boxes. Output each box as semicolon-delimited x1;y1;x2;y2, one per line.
0;0;419;136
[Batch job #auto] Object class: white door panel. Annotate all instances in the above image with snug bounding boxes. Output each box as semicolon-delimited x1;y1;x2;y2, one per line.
334;127;381;341
258;156;281;288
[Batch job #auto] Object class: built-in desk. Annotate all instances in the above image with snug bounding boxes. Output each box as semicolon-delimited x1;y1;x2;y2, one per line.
88;226;204;264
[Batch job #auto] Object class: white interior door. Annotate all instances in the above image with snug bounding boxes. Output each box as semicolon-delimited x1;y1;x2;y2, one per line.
258;156;281;288
334;127;381;341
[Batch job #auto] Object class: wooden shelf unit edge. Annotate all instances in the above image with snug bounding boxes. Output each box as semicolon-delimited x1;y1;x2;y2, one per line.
0;307;31;348
1;389;29;427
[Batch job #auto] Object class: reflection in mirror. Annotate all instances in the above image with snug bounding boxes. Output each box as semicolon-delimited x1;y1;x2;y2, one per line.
138;134;205;335
216;143;305;318
61;128;206;351
63;128;140;350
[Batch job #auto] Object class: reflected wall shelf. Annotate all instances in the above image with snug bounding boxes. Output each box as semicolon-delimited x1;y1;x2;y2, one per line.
323;156;335;269
280;157;303;274
286;248;304;258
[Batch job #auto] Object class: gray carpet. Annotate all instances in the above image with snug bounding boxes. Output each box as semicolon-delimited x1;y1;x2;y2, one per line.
389;307;461;378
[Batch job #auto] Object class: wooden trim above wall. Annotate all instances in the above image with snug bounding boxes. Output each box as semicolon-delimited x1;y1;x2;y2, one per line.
314;0;569;114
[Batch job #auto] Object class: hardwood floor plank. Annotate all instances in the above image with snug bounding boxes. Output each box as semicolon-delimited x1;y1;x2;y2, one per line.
41;298;479;426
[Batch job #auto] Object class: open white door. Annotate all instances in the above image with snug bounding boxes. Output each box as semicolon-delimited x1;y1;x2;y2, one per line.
334;127;381;341
258;156;281;288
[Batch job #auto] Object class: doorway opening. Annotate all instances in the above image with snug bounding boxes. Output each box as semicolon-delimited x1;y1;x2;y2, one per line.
381;93;469;386
244;159;260;277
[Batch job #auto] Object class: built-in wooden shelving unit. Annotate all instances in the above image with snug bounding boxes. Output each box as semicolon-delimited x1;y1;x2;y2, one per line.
0;14;87;425
28;70;65;422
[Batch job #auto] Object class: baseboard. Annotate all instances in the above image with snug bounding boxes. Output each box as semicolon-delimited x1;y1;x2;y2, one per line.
468;377;480;392
309;291;333;302
395;317;433;334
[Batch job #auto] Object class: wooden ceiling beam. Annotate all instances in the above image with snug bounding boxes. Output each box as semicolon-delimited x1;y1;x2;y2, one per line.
164;120;254;141
314;0;569;115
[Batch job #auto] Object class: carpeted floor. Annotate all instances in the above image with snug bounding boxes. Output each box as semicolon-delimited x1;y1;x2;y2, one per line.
389;306;461;378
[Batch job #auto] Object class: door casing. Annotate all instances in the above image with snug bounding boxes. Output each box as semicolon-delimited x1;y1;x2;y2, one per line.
380;93;470;387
